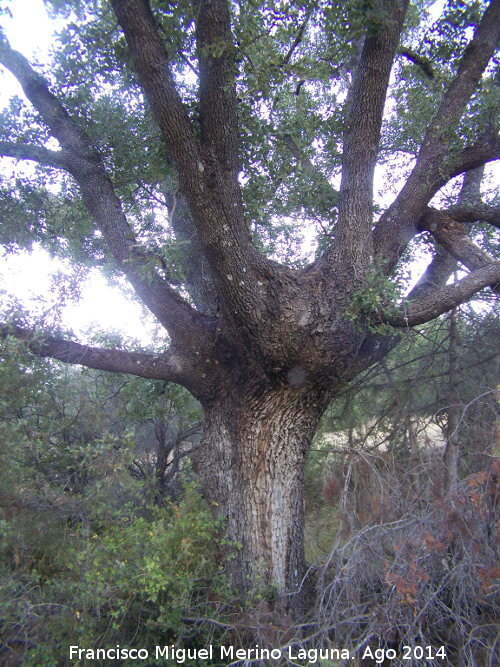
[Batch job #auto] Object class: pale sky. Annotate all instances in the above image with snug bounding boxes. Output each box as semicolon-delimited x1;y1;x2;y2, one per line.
0;0;158;344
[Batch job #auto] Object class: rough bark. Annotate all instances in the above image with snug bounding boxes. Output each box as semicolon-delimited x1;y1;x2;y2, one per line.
195;382;331;609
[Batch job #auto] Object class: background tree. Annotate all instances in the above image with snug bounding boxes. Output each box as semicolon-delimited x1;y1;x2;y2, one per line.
1;0;500;612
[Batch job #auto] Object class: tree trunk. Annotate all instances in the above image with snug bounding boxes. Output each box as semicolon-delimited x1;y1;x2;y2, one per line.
194;382;329;613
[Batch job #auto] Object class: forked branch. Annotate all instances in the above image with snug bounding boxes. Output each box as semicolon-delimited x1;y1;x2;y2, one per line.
109;0;201;186
111;0;269;324
419;208;498;281
389;263;500;327
374;0;500;266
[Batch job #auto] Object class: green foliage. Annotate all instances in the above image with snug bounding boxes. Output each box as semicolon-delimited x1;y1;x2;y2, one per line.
80;484;226;640
2;0;498;277
0;487;228;666
344;260;407;335
0;339;229;665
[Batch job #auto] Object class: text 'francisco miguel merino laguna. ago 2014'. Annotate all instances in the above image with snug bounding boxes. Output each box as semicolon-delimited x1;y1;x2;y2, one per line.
69;644;353;663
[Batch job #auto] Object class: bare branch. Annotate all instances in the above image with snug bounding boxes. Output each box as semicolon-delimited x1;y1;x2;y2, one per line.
406;248;458;304
0;140;68;169
398;47;434;79
389;262;500;327
0;323;188;383
332;0;409;269
281;12;310;66
418;208;498;278
374;0;500;266
457;166;484;207
446;204;500;229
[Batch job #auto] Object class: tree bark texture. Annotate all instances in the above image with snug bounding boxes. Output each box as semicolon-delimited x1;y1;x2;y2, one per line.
195;384;329;604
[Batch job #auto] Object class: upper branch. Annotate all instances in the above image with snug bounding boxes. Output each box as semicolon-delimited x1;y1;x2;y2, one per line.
448;131;500;180
0;36;206;347
374;0;500;265
418;208;498;278
446;204;500;229
111;0;269;327
281;12;310;66
0;140;69;170
397;47;434;79
109;0;201;186
405;248;457;304
196;0;239;176
331;0;409;269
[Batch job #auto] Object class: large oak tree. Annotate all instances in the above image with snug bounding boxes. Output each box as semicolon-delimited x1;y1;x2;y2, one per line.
1;0;500;612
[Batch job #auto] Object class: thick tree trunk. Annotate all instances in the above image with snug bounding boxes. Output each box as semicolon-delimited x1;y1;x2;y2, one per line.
194;383;329;612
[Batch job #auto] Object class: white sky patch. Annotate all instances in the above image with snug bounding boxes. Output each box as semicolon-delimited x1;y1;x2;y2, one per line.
0;0;162;346
0;0;56;105
427;0;446;24
0;246;158;343
1;0;53;55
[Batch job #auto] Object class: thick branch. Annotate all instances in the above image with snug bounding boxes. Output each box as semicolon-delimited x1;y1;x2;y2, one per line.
389;262;500;327
450;131;500;180
111;0;269;326
0;140;69;169
406;247;457;303
457;166;484;207
446;204;500;229
333;0;409;269
405;167;497;305
162;181;219;317
0;324;188;383
374;0;500;266
418;208;498;277
282;133;317;178
109;0;201;186
429;0;500;129
374;132;500;266
197;0;239;175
